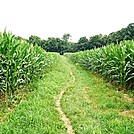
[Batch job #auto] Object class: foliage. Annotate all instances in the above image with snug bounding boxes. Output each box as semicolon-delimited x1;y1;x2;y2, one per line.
28;35;43;47
76;23;134;51
26;23;134;54
62;33;71;43
0;30;56;100
45;37;64;54
70;40;134;90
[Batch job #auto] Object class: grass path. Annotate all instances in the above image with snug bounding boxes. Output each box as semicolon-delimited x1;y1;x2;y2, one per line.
0;55;134;134
56;71;75;134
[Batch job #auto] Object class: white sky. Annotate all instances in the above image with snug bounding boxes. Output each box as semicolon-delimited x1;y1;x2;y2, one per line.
0;0;134;42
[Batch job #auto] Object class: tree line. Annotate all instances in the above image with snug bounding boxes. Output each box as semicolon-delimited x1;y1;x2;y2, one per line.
16;23;134;54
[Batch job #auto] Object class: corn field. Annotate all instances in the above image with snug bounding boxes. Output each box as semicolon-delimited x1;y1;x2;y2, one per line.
0;30;56;99
70;40;134;90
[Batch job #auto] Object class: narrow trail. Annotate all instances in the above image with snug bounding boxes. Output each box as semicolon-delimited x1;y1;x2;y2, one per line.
56;71;75;134
82;86;92;104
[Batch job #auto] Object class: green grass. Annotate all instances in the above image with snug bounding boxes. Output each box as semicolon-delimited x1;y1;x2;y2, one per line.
0;55;71;134
61;60;134;134
0;55;133;134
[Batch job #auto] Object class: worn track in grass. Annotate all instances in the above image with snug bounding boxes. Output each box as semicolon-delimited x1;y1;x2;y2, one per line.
56;71;75;134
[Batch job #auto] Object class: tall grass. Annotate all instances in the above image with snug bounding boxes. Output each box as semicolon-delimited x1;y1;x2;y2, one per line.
70;40;134;90
0;30;56;101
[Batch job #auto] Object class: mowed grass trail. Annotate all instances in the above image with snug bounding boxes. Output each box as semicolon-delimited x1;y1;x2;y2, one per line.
0;55;134;134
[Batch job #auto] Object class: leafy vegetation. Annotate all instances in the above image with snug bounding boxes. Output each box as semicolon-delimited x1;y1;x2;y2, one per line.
0;30;56;102
27;34;72;55
74;23;134;51
21;23;134;54
70;40;134;90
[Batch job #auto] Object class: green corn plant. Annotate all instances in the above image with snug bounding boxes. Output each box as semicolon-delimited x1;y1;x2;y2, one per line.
0;30;57;103
70;40;134;90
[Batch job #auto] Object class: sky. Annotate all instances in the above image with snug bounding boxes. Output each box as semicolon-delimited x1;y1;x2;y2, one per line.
0;0;134;42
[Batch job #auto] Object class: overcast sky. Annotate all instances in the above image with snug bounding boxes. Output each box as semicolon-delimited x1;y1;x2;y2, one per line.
0;0;134;41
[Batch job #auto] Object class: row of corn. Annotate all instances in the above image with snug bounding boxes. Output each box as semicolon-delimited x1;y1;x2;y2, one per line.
0;30;57;99
70;40;134;90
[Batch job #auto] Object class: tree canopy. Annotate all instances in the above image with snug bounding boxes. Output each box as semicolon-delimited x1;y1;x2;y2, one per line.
21;23;134;54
